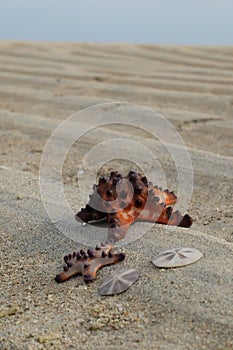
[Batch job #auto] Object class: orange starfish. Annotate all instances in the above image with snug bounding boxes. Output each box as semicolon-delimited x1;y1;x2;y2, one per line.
76;170;193;242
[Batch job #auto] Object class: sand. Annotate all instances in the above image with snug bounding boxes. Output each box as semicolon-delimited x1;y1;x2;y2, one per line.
0;42;232;349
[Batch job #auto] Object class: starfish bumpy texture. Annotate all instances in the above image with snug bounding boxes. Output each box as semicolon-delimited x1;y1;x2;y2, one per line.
55;242;125;284
75;170;193;242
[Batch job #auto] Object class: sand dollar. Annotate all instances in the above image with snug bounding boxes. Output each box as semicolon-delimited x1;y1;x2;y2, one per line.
98;268;139;296
152;247;202;268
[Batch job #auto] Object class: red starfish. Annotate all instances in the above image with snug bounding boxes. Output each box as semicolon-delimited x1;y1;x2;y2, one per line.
76;170;193;242
55;242;125;284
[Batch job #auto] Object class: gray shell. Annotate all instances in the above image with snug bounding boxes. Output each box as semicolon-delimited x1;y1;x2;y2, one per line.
152;247;203;268
98;268;139;295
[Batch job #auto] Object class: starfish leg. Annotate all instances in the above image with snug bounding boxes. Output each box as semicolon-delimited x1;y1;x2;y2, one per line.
75;205;106;223
107;210;136;242
152;186;177;206
138;205;192;227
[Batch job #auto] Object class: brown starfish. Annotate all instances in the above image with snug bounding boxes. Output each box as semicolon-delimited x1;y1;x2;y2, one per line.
55;242;125;283
76;170;193;242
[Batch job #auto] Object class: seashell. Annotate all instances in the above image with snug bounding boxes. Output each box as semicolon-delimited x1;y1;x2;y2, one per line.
98;268;139;296
152;247;202;268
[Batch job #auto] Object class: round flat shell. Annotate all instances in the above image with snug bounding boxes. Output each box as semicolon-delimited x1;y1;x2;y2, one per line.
152;247;202;268
98;268;139;296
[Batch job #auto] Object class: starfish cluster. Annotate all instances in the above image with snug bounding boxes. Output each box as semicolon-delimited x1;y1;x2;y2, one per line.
55;170;193;284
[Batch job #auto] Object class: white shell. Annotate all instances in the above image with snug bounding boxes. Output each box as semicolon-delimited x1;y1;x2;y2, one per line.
152;247;202;268
98;268;139;296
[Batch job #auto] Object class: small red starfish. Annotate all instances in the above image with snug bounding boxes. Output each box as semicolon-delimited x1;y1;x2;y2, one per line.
55;242;125;284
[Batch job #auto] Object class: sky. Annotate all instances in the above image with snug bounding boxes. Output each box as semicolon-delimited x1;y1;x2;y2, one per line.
0;0;232;45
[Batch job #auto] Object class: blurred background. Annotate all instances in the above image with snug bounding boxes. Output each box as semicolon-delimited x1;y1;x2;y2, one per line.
0;0;232;44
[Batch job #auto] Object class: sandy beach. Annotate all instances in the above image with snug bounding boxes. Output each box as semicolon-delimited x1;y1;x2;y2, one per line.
0;42;232;349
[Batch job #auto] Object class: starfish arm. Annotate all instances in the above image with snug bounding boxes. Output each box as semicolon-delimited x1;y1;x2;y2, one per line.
75;182;109;223
55;261;83;283
75;205;106;223
156;207;193;227
153;187;177;206
170;210;193;227
138;204;192;227
108;223;130;243
107;209;140;242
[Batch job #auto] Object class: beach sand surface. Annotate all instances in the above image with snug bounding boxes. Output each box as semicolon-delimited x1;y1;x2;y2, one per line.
0;42;232;349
